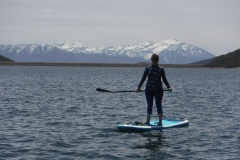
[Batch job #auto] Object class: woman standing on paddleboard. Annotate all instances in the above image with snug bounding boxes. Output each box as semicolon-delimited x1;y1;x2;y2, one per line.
137;54;172;126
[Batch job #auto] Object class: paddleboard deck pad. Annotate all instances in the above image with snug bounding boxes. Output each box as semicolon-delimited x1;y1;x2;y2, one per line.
117;119;189;132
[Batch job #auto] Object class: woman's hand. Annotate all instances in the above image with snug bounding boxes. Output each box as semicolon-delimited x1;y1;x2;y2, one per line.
168;87;172;92
136;87;141;92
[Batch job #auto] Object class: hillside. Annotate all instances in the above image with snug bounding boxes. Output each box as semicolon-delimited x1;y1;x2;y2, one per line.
191;57;216;64
0;54;14;62
204;48;240;68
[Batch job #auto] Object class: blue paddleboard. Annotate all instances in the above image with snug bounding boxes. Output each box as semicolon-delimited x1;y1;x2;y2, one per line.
117;119;189;132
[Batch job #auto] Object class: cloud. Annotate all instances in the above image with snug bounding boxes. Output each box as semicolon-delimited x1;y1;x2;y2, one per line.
0;0;239;55
41;9;52;13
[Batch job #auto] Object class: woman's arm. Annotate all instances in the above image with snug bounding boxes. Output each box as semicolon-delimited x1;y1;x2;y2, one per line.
161;68;171;89
137;68;148;90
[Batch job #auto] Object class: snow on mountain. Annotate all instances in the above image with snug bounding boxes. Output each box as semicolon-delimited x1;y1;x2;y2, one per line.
0;39;215;63
54;41;85;50
54;41;100;54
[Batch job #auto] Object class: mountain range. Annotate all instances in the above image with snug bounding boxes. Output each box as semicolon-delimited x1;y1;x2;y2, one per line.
0;39;215;64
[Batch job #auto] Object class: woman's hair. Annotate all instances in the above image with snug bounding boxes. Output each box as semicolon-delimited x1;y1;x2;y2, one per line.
151;54;159;61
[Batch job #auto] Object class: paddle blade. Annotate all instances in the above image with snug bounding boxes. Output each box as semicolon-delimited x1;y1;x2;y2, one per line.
96;88;111;92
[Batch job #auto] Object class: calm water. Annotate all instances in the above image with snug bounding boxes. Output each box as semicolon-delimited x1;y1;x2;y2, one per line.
0;66;239;160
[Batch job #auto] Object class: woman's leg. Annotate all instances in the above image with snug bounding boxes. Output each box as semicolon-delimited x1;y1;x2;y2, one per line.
145;90;154;124
155;90;164;126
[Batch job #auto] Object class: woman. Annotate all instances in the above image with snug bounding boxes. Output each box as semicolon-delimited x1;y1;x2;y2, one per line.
137;54;172;126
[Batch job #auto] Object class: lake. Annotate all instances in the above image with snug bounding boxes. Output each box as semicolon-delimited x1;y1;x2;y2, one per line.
0;66;239;159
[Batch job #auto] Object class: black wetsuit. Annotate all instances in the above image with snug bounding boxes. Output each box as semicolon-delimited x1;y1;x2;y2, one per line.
138;65;170;114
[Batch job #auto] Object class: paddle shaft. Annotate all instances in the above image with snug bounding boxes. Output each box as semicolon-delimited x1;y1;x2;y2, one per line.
96;88;170;93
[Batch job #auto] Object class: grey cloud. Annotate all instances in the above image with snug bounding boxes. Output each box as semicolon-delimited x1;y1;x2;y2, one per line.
0;0;239;55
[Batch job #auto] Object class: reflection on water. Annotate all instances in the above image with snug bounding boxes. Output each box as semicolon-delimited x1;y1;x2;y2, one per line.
139;131;169;150
137;131;175;160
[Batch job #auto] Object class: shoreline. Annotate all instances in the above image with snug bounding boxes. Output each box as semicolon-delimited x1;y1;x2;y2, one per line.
0;62;204;68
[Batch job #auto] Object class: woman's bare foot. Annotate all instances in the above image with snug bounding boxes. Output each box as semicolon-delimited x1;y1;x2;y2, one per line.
157;122;162;126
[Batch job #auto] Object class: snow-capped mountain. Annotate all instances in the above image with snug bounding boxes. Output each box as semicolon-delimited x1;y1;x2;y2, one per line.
0;39;215;64
54;41;85;51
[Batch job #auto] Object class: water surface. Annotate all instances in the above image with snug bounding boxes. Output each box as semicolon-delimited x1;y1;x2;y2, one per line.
0;66;239;159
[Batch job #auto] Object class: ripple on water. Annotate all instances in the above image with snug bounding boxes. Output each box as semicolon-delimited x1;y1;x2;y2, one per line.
0;67;239;159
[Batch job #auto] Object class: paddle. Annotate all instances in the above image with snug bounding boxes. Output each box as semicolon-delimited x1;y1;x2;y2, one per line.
96;88;171;93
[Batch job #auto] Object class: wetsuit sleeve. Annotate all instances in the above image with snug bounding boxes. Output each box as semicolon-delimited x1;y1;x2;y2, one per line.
138;67;148;88
161;68;171;88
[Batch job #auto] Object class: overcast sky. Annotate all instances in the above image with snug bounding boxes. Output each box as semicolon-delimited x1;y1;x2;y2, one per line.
0;0;239;55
